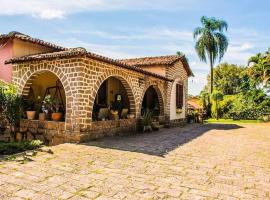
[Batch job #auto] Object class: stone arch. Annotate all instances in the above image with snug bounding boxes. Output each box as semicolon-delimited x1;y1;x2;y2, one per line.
18;66;73;127
140;82;165;116
89;73;137;121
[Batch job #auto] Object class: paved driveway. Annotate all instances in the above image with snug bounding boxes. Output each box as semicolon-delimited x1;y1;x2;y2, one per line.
0;123;270;200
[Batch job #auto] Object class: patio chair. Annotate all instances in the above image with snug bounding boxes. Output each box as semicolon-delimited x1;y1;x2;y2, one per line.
98;108;109;120
121;109;129;119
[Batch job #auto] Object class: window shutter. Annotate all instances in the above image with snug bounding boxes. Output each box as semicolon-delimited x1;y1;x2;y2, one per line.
176;84;183;108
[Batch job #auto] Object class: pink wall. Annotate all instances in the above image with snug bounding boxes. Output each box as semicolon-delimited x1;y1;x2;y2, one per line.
0;40;13;82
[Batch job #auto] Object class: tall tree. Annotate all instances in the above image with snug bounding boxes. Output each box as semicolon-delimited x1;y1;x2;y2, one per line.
213;63;245;95
194;16;229;93
248;53;270;88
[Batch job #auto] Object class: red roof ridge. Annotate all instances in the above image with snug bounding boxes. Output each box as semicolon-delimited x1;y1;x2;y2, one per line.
120;54;194;77
0;31;67;51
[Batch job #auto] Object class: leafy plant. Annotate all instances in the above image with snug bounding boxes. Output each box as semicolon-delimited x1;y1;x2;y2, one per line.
141;111;153;126
248;53;270;88
211;91;223;120
0;140;43;155
0;83;23;139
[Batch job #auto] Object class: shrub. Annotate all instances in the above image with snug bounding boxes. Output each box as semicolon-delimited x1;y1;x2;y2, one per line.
0;140;43;155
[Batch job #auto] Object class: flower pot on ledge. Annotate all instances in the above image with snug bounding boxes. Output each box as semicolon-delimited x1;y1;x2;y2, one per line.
39;113;46;121
26;111;36;120
51;113;62;121
176;108;183;114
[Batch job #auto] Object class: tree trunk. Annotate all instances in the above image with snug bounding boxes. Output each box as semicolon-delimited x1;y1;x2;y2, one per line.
210;55;214;94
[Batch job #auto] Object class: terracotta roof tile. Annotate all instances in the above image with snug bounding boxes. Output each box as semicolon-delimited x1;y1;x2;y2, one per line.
0;31;66;51
5;48;172;81
120;55;194;77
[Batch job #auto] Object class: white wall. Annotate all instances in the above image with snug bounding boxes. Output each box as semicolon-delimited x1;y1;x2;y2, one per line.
170;78;186;120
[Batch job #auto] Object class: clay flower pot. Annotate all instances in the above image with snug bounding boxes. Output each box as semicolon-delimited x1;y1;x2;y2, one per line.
39;113;46;121
26;111;36;120
51;113;62;121
127;114;135;119
176;108;183;114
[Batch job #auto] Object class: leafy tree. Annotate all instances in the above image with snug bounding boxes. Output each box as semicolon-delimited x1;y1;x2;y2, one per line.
248;53;270;88
194;16;229;93
213;63;245;95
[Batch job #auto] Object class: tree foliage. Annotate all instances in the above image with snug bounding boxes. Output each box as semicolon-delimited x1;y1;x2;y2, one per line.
213;63;245;95
0;82;23;139
200;49;270;120
248;53;270;88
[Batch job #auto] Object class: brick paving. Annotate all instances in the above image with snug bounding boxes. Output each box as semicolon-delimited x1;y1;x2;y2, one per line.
0;123;270;200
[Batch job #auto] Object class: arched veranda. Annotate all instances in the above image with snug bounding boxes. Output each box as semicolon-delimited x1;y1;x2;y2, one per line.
91;76;136;121
140;85;165;117
21;70;67;121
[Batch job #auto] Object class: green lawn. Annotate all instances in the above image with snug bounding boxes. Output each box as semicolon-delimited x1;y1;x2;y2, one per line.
205;118;263;124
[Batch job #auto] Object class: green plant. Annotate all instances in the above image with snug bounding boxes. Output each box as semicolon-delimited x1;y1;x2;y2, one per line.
248;53;270;88
194;16;229;93
0;140;43;155
211;91;223;120
141;111;153;126
0;83;22;140
5;94;23;140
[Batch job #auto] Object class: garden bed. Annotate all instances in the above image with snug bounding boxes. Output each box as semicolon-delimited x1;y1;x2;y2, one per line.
0;140;43;155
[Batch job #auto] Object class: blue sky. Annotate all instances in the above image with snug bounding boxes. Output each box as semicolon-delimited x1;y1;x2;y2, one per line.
1;0;270;95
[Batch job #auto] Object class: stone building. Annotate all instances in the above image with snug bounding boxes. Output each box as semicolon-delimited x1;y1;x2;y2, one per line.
1;31;193;145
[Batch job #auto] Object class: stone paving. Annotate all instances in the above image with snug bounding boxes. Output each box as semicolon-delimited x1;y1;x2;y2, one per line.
0;123;270;200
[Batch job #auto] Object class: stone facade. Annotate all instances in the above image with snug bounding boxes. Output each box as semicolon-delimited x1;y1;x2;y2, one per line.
12;56;169;144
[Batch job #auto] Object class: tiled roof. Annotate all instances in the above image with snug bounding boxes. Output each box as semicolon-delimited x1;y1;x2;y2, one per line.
0;31;66;51
120;55;194;76
5;48;172;81
188;98;203;109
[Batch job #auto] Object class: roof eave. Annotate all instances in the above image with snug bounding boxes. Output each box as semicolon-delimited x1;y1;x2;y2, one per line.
5;53;173;82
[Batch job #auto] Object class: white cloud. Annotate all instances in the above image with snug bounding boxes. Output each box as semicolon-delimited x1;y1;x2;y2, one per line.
222;42;254;65
38;9;65;20
0;0;193;19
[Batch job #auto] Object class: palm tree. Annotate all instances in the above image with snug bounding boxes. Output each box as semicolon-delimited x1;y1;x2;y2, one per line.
248;53;270;88
194;16;229;93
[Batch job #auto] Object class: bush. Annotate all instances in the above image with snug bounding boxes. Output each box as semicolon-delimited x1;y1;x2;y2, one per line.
0;83;23;138
0;140;43;155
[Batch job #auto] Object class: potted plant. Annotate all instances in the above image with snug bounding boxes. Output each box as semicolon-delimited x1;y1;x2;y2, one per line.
141;111;152;132
51;98;62;121
25;99;36;120
36;96;46;121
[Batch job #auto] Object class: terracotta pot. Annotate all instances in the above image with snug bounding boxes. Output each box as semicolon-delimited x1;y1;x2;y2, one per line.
51;113;62;121
26;111;36;120
127;114;135;119
39;113;46;121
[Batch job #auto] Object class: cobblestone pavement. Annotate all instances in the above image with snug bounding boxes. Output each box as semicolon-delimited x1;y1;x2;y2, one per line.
0;123;270;200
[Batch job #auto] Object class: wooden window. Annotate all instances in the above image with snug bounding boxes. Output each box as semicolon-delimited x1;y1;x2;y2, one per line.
176;84;183;108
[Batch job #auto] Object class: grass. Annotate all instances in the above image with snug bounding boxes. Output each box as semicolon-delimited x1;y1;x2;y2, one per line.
205;118;263;124
0;140;43;155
